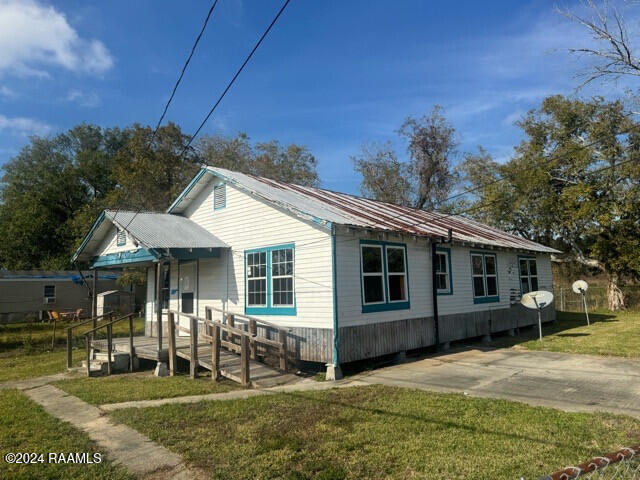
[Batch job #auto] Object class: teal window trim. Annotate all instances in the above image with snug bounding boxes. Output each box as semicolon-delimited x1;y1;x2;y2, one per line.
435;246;453;296
244;243;297;316
517;255;538;295
359;240;410;313
213;184;226;211
470;250;500;304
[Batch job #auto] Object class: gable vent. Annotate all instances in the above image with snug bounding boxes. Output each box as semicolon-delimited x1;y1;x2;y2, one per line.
214;184;226;210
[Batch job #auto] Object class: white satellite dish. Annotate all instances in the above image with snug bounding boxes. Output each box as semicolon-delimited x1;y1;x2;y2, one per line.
521;290;554;341
572;279;590;325
572;280;588;294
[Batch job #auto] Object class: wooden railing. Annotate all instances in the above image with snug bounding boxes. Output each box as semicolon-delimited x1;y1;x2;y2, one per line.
65;311;114;369
82;313;136;377
166;308;289;386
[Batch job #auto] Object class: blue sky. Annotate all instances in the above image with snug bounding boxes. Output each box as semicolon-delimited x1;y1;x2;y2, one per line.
0;0;632;194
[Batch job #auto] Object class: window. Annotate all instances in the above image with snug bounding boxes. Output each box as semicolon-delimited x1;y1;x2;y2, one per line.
361;245;385;304
43;285;56;303
246;251;267;307
245;244;296;315
386;246;407;302
470;252;499;303
116;228;126;246
213;184;226;210
161;264;170;310
360;241;410;313
272;248;294;306
435;248;452;295
519;257;538;294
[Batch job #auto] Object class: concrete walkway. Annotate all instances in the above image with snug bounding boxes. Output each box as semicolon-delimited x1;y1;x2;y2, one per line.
24;385;205;480
352;347;640;418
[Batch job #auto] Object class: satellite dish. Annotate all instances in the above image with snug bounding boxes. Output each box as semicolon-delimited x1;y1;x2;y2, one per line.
521;290;554;341
572;280;588;294
521;290;554;310
572;280;590;326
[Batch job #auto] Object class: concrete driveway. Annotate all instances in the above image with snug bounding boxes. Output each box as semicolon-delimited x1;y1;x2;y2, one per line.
353;347;640;418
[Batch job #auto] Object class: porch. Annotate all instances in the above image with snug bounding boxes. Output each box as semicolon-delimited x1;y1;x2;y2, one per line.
90;334;297;388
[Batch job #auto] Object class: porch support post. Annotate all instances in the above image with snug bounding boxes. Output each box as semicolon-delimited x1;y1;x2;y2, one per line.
154;261;168;377
91;269;98;342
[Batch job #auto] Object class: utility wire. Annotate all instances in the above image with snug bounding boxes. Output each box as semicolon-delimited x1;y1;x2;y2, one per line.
123;0;292;233
113;0;220;228
150;0;220;145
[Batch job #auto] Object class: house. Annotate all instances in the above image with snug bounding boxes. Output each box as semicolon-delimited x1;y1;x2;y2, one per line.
72;166;559;379
0;270;120;323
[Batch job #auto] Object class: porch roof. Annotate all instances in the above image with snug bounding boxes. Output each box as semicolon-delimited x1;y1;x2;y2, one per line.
72;210;228;264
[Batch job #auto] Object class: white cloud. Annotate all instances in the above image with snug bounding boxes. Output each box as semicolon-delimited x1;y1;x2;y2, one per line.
0;0;114;77
503;109;526;126
0;114;51;136
66;88;100;107
0;85;15;98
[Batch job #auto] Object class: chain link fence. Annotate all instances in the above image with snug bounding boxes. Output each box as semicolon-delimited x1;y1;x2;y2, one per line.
531;445;640;479
554;286;640;312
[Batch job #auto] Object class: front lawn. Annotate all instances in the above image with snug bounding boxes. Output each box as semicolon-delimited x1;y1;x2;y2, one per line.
111;384;640;480
0;317;144;382
54;371;240;405
487;310;640;358
0;389;132;480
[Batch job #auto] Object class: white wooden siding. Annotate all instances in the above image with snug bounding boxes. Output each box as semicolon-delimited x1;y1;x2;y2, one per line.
335;232;433;327
183;178;333;329
96;225;138;256
336;231;555;326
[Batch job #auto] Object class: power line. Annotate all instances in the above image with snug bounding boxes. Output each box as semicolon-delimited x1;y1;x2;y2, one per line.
178;0;292;156
122;0;292;232
115;0;221;229
149;0;220;145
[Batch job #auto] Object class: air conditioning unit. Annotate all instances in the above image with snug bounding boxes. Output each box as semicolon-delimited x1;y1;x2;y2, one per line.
44;297;56;304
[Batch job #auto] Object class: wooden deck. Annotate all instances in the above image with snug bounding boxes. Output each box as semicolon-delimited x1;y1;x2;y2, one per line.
92;335;300;387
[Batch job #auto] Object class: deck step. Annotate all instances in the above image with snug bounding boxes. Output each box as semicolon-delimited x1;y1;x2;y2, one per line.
82;352;130;374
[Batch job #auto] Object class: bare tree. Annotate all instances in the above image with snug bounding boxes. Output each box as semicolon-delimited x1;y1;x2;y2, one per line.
558;0;640;87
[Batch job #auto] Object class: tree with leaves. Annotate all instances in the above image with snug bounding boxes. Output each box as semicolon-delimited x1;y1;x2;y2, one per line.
353;106;458;209
197;133;319;187
458;95;640;310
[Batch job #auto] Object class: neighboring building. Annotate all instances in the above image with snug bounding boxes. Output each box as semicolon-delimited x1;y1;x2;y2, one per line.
72;166;559;376
0;271;119;323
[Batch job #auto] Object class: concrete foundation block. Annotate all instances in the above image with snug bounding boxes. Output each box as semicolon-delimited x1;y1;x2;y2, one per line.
440;341;451;351
507;329;516;337
154;362;168;377
325;363;343;381
481;334;492;343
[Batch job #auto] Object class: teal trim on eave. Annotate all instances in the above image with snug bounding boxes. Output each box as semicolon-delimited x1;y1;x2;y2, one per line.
435;246;454;296
244;242;297;316
166;168;207;213
91;248;159;268
71;210;106;263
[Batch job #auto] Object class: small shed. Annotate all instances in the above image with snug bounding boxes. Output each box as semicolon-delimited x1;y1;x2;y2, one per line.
97;290;135;317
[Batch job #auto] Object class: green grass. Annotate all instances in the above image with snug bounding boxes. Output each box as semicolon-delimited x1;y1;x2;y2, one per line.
485;310;640;358
111;384;640;480
54;371;240;405
0;389;133;480
0;318;145;382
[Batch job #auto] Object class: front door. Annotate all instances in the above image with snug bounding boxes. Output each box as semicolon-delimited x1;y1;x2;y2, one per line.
178;262;197;336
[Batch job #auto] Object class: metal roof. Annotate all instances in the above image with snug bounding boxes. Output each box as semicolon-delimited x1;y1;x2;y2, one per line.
193;167;559;254
72;210;228;262
104;210;228;249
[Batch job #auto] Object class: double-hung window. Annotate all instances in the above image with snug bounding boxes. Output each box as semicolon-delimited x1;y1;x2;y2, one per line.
470;252;499;303
360;241;409;313
245;244;296;315
43;285;56;304
435;248;452;295
519;257;538;294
